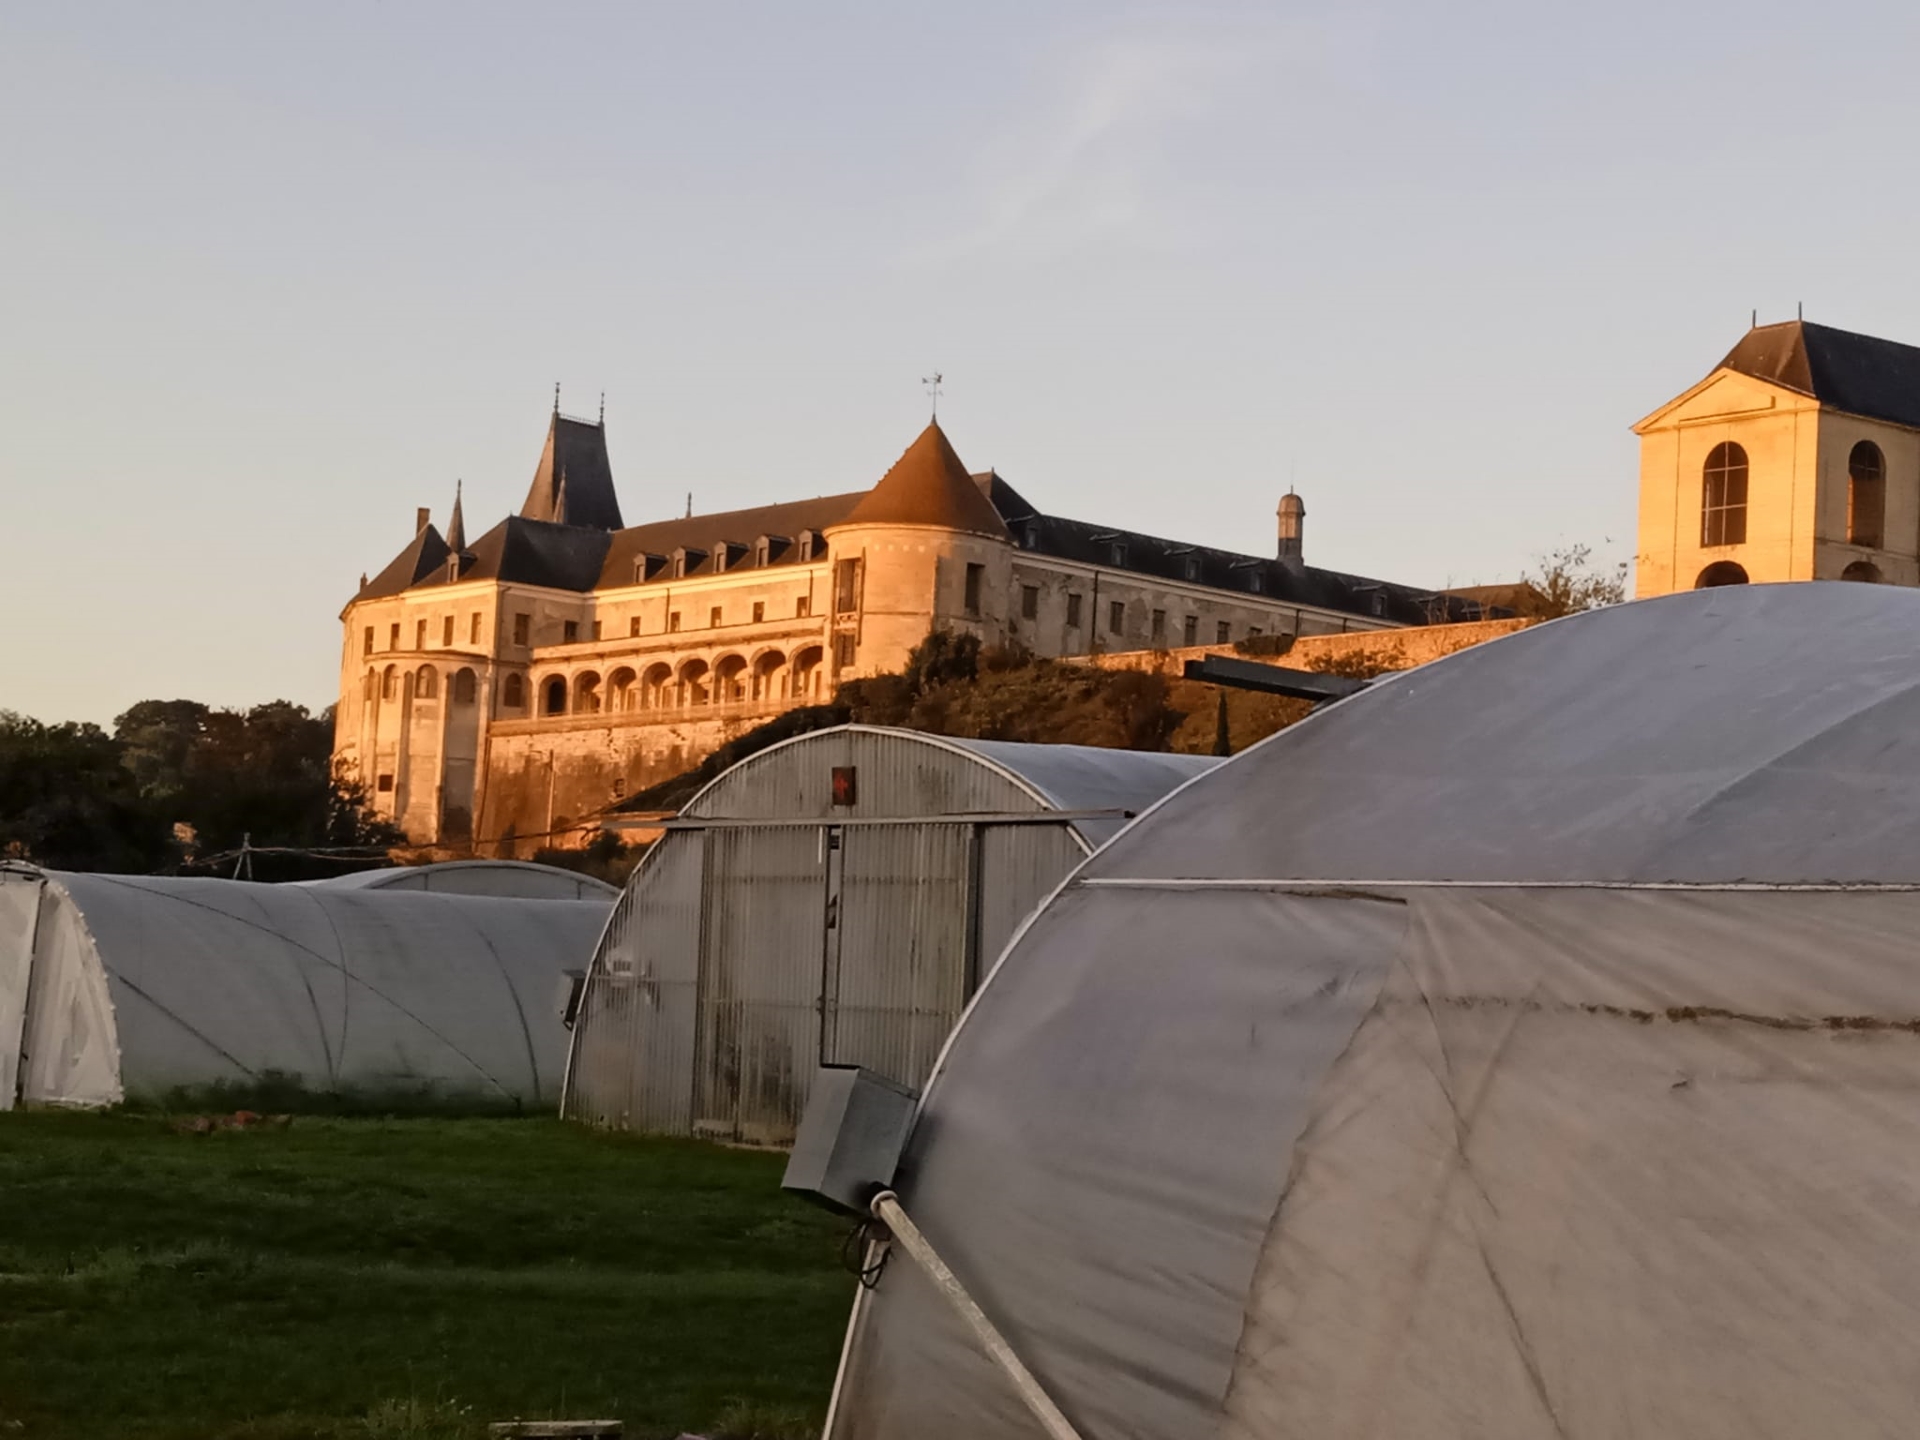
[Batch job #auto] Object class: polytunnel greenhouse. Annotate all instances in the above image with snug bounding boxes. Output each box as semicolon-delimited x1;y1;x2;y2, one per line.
825;583;1920;1440
0;867;611;1110
563;725;1217;1144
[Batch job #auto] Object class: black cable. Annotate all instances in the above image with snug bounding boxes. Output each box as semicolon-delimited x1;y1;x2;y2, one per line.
840;1216;891;1289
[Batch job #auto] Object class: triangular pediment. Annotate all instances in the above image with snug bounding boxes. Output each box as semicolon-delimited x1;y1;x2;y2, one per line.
1632;368;1809;434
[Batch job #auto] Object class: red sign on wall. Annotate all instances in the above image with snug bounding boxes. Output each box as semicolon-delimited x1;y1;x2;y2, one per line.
831;766;858;807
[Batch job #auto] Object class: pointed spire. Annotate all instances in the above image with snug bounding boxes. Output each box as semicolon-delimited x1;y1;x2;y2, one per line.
554;381;561;415
446;479;467;553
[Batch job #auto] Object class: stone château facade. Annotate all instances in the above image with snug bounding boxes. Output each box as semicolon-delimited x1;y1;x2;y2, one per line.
335;406;1478;848
1635;319;1920;595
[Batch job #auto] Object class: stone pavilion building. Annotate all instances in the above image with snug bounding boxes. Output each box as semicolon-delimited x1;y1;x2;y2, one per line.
1635;319;1920;595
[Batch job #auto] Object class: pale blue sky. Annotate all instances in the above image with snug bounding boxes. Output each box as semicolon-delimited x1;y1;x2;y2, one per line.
6;2;1919;724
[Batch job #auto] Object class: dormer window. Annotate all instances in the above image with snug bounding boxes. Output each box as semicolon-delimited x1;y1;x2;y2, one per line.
672;547;708;578
797;530;820;563
755;535;787;567
632;552;667;585
713;541;747;573
1111;541;1129;566
1021;520;1041;550
1171;549;1201;582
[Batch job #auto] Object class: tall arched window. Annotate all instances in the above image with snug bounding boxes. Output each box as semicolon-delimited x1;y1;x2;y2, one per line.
542;677;568;715
1848;440;1885;548
452;668;477;704
502;673;526;709
1701;442;1749;547
415;665;438;700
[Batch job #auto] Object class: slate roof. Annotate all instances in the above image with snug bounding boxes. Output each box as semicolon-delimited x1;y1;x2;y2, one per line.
596;493;867;587
842;423;1011;538
359;523;451;600
520;413;624;530
1719;321;1920;430
355;414;1474;625
1001;509;1475;626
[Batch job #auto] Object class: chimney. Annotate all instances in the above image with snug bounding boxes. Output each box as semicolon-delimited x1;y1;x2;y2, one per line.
416;506;431;534
1277;490;1305;563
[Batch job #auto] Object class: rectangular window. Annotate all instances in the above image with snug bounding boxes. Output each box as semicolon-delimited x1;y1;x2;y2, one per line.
669;611;682;633
376;773;394;793
834;558;862;614
1021;585;1038;620
592;620;603;641
629;617;643;638
563;620;579;644
1066;594;1082;628
390;623;401;650
709;605;723;628
1216;620;1230;645
796;595;811;618
1108;600;1125;636
1151;609;1166;644
512;613;530;646
1183;615;1198;646
362;626;374;657
833;631;856;668
752;601;765;623
442;615;454;647
964;563;984;616
414;619;427;649
469;613;481;645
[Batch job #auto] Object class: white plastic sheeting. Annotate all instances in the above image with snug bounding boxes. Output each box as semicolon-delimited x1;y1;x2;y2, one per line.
306;860;617;900
825;584;1920;1440
0;866;611;1109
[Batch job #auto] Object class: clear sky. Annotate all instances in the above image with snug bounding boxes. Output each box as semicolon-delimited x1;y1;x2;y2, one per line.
7;2;1920;725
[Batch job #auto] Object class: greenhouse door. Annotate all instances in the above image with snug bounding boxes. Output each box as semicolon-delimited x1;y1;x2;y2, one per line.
0;874;43;1111
690;825;827;1145
820;822;977;1095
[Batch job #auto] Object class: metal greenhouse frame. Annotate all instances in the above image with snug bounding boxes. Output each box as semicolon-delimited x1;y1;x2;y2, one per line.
561;725;1217;1145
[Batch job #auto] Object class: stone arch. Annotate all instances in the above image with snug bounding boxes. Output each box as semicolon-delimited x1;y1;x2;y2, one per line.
381;664;399;701
714;653;750;703
608;666;638;711
574;670;604;714
502;673;527;709
1695;560;1750;588
452;667;477;704
541;675;568;716
791;645;824;700
415;665;439;700
362;669;376;702
677;657;711;707
640;662;673;709
752;648;788;700
1841;560;1884;584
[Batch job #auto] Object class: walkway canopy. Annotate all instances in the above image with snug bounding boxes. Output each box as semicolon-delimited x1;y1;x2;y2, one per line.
827;584;1920;1440
0;867;611;1111
564;725;1216;1144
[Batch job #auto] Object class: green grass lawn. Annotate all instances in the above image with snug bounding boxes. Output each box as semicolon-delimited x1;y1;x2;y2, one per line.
0;1111;853;1440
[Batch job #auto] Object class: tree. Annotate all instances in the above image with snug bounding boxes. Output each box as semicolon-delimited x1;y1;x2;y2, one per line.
0;712;165;872
1517;544;1628;619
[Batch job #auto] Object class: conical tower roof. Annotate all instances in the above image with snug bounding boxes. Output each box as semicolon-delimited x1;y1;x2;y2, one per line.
839;422;1010;539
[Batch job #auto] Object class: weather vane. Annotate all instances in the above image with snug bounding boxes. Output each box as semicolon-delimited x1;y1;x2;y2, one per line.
922;371;943;421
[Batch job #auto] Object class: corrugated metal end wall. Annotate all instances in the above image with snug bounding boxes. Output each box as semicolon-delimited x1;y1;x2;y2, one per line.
564;727;1114;1145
